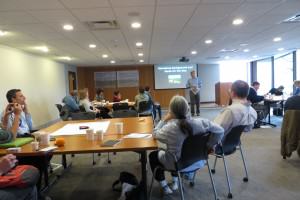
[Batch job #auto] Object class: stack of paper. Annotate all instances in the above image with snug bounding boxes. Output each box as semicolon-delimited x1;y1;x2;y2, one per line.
123;133;152;139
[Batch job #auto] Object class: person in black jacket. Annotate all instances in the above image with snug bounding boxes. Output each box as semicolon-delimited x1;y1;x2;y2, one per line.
284;95;300;111
247;82;264;103
269;85;284;96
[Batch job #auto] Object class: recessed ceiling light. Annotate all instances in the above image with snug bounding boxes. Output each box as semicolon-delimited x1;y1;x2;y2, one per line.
59;56;71;61
205;40;213;44
253;55;258;58
34;46;49;53
138;53;144;57
243;49;250;52
102;54;108;58
0;30;8;36
277;48;284;51
89;44;96;48
240;43;248;47
131;22;141;29
225;56;230;59
139;59;144;63
191;50;197;55
273;37;282;42
136;42;143;47
110;60;116;64
232;18;243;25
63;24;74;31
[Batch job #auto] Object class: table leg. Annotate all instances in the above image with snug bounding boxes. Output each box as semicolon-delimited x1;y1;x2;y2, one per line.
140;151;148;200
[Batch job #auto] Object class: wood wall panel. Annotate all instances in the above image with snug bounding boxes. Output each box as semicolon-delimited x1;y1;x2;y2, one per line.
77;65;185;108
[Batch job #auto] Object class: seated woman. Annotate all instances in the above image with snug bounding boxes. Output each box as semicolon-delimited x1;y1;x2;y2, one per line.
149;95;224;195
113;91;122;102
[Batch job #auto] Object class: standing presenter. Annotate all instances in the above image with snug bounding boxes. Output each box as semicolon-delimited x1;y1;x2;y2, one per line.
186;70;202;116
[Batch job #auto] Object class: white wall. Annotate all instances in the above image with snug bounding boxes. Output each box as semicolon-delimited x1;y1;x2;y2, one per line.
0;45;73;128
198;64;220;102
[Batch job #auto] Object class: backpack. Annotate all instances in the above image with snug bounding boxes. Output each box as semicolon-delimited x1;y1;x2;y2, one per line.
112;171;145;200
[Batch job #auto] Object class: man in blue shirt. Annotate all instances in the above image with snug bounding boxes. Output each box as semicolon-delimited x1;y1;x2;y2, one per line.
186;70;202;116
1;89;32;137
62;90;80;112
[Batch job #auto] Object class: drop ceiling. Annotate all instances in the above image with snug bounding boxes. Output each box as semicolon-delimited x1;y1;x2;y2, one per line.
0;0;299;66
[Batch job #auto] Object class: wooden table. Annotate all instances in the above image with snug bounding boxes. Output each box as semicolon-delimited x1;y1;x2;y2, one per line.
93;101;135;110
0;117;157;198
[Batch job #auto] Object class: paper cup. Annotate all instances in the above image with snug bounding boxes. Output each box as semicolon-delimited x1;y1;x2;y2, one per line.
39;133;50;146
115;122;123;134
86;129;94;140
31;141;39;151
96;130;104;141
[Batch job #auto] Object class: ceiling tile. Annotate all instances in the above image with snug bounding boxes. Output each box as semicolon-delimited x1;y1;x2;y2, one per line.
0;0;63;11
71;8;115;22
60;0;110;9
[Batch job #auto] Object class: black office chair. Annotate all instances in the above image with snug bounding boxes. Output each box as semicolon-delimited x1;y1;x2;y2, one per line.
149;133;218;200
138;100;153;117
211;125;248;199
112;110;138;118
112;102;129;111
55;104;63;113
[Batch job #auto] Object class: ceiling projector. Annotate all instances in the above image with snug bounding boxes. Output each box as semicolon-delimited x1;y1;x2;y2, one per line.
179;56;189;62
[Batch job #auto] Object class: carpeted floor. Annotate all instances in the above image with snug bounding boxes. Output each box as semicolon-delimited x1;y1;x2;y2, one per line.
45;107;300;200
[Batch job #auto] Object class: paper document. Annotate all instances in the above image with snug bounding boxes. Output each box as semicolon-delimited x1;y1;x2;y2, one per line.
50;121;110;136
123;133;152;139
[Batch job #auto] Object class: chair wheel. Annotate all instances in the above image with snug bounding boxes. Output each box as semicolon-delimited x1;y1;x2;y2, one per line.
189;182;195;187
98;153;101;156
211;169;216;174
243;177;248;182
108;160;111;164
71;154;75;157
92;161;96;165
227;193;233;199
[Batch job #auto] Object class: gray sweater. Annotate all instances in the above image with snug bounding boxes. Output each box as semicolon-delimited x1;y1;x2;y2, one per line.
153;118;224;170
0;129;13;144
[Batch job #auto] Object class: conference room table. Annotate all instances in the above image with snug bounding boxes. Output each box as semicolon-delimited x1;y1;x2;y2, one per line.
0;117;157;198
92;101;135;110
264;96;286;127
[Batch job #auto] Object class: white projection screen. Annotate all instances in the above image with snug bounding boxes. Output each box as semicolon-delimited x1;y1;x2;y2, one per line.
154;64;197;89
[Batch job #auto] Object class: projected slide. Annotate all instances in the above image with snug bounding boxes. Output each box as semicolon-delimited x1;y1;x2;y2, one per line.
154;64;197;89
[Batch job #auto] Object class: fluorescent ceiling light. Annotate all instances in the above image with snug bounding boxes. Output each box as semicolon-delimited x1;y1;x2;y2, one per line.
34;46;49;53
138;53;144;57
0;30;7;36
243;49;250;52
232;18;243;25
59;56;71;61
89;44;96;48
191;50;197;55
205;40;213;44
102;54;108;58
63;24;74;31
225;56;230;59
277;48;284;51
273;37;282;42
131;22;141;29
139;59;144;63
253;55;258;58
110;60;116;64
135;42;143;47
240;43;248;46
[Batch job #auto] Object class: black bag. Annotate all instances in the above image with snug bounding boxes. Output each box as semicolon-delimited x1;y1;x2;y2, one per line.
112;171;145;200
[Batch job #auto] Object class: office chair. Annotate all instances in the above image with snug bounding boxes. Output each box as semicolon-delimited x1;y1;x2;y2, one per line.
55;104;63;113
211;125;248;199
149;133;218;200
137;100;153;117
112;110;138;118
112;102;129;111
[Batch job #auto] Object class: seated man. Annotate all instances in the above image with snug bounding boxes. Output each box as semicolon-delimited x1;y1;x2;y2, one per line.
145;86;162;120
247;81;267;127
214;80;257;136
134;87;150;111
62;90;80;112
1;89;33;137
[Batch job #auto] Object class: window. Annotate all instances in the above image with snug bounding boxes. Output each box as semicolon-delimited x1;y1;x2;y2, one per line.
274;53;293;95
257;58;272;95
219;61;250;83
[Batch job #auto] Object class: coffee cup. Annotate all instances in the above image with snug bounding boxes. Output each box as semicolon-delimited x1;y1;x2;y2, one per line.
39;133;50;146
115;122;123;134
31;141;39;151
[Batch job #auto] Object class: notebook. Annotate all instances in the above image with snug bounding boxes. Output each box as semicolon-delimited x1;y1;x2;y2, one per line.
0;137;34;148
101;139;121;147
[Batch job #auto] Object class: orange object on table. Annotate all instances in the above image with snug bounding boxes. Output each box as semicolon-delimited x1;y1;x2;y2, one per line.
55;138;65;147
